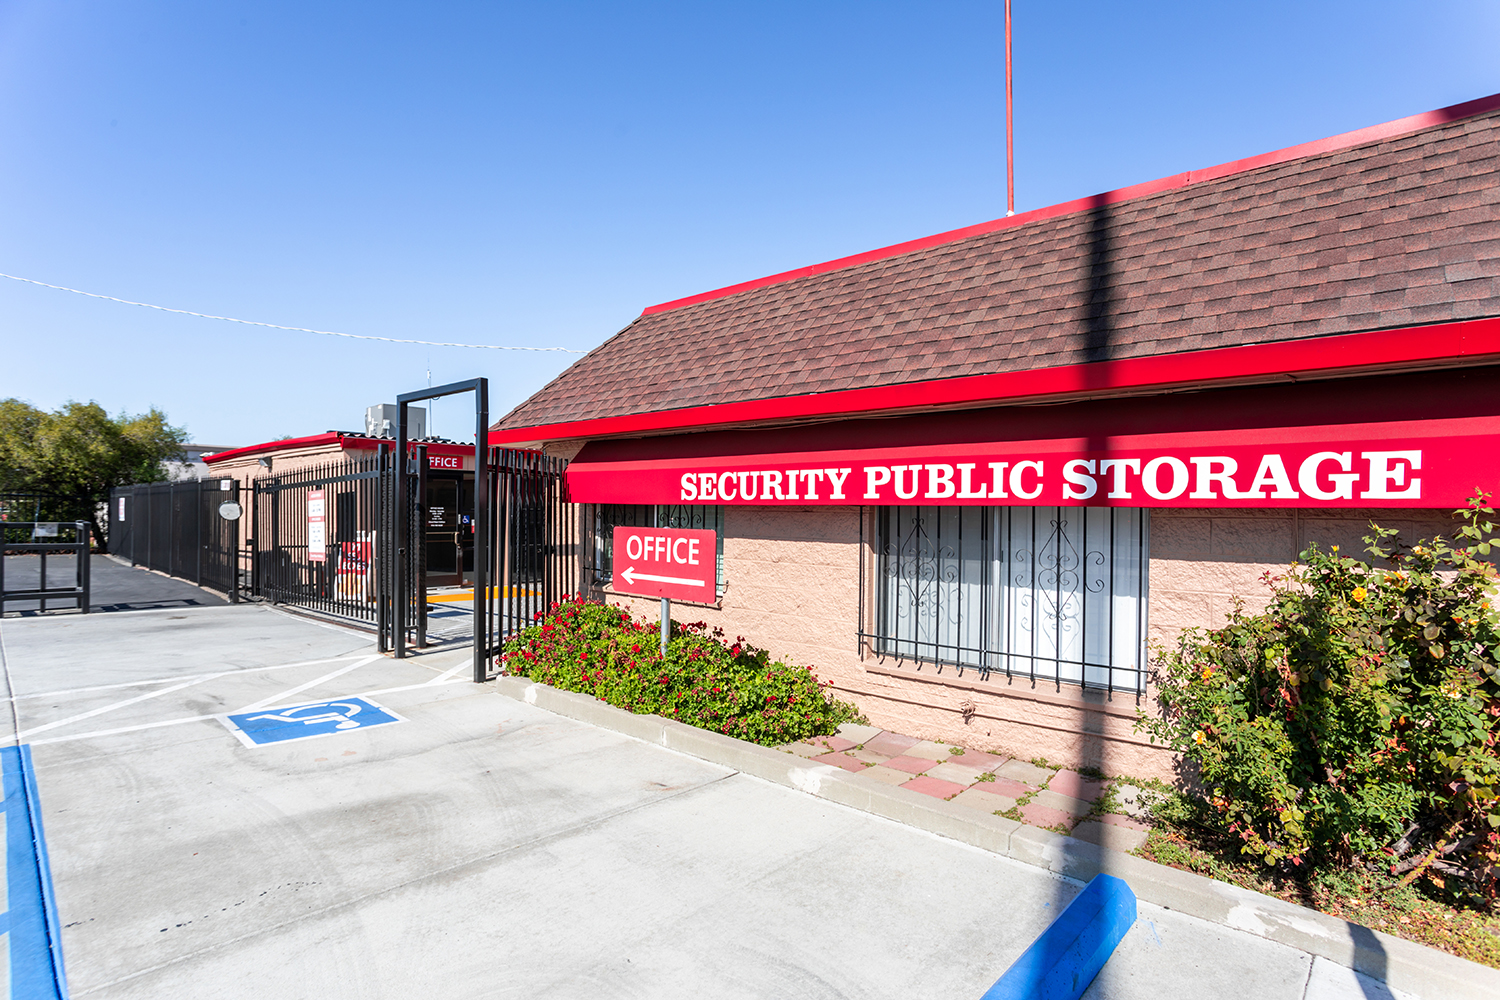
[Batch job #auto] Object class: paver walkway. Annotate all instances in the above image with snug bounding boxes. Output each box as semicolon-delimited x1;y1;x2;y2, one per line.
780;724;1155;852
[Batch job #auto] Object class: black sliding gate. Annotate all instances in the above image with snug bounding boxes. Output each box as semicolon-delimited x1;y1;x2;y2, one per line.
249;448;422;649
110;479;243;597
110;440;575;680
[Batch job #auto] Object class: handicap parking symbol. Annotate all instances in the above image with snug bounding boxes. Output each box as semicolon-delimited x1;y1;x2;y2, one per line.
219;696;406;747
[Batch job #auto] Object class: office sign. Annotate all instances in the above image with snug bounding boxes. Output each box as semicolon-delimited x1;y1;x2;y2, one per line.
610;527;716;602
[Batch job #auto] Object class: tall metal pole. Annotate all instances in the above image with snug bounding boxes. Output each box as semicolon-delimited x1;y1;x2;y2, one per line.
1005;0;1015;217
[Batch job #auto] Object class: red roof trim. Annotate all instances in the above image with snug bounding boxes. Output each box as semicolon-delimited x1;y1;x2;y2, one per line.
488;317;1500;445
202;433;342;464
203;434;479;464
641;92;1500;317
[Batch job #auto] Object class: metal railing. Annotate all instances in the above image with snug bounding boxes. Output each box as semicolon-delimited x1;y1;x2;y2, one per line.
1;521;91;616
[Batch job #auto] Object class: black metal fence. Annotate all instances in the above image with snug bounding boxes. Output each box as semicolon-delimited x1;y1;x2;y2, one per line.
0;521;91;615
480;449;577;677
109;480;243;597
107;447;578;677
249;450;423;645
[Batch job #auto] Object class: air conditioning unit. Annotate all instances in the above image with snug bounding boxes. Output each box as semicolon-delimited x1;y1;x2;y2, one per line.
365;403;427;439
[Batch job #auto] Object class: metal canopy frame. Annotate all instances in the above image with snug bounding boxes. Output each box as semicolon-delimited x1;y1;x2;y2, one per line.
395;378;489;683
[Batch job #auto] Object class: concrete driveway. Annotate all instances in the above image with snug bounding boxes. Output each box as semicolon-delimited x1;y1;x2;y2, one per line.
0;570;1414;999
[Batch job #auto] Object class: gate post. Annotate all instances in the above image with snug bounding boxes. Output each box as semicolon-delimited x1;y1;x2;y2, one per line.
377;442;391;653
415;444;428;649
473;383;489;683
394;378;490;683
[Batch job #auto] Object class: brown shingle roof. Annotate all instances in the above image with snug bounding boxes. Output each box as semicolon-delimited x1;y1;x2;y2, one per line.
497;106;1500;432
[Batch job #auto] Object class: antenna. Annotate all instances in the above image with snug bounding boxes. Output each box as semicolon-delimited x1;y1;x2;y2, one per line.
1005;0;1015;217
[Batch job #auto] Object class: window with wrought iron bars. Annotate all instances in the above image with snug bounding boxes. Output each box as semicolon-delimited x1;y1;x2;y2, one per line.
860;506;1149;694
588;504;726;598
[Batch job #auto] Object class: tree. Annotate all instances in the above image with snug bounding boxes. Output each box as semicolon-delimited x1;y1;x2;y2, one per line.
0;399;187;544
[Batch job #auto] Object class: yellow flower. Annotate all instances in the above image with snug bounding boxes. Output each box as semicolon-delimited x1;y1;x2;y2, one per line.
1201;667;1214;681
1351;586;1368;603
1331;544;1339;552
1193;730;1206;745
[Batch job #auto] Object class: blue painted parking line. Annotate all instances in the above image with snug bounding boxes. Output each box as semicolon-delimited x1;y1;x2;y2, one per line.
2;745;69;1000
981;873;1136;1000
218;696;407;747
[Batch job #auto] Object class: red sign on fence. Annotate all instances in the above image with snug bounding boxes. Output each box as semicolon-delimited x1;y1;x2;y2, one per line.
610;527;716;602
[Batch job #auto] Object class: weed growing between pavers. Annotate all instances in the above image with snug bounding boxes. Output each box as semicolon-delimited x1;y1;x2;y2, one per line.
502;599;865;746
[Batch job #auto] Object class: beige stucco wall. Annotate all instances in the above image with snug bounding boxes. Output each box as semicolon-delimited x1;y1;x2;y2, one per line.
592;503;1467;783
1148;507;1465;646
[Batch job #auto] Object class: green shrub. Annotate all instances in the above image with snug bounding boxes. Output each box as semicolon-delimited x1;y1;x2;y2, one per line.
1139;498;1500;906
501;598;865;746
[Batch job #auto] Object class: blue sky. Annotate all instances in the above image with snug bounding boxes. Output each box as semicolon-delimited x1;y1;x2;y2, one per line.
2;1;1497;446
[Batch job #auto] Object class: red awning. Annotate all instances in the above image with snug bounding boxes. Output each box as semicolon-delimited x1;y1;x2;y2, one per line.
566;369;1500;509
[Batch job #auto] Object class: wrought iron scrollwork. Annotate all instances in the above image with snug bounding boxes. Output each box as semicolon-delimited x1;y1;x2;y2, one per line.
882;513;963;628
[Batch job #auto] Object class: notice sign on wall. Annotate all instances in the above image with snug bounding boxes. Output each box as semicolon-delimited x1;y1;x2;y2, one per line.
307;489;327;563
610;527;716;602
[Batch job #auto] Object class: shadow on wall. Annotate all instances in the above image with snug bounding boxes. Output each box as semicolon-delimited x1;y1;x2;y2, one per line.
1071;198;1129;923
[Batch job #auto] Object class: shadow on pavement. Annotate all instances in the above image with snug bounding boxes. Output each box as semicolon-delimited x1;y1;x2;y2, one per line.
1;555;227;617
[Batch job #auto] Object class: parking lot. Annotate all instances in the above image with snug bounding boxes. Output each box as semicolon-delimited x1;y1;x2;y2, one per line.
0;566;1415;999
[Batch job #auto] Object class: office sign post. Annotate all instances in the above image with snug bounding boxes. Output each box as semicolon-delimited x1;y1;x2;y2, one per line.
610;526;716;654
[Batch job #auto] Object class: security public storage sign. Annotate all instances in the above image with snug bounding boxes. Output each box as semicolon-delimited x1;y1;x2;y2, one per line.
610;526;716;602
218;697;406;747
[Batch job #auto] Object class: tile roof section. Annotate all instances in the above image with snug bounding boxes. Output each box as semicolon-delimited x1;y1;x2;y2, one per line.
496;100;1500;434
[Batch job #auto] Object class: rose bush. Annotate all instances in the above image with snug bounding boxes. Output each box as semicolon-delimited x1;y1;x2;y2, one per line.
1139;498;1500;907
502;598;865;746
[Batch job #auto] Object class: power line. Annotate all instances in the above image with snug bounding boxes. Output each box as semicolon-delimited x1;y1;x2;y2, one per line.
0;272;589;353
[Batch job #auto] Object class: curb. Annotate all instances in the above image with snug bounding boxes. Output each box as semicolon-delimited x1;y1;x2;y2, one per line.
494;676;1500;999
